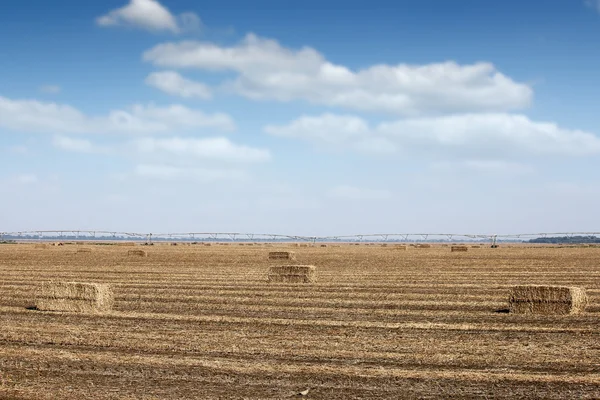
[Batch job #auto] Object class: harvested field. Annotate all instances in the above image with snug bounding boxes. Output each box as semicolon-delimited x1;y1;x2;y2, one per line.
0;244;599;399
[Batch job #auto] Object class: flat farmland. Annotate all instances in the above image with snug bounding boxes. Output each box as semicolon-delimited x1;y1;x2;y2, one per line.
0;243;599;399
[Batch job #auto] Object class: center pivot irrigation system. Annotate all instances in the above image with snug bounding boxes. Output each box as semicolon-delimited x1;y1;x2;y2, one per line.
1;231;600;245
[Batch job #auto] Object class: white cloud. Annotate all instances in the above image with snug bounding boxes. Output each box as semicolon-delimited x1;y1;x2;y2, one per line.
132;137;270;163
40;85;61;94
327;185;391;201
265;113;396;153
52;135;96;153
144;33;532;115
266;113;600;157
14;174;38;185
0;95;235;134
97;0;201;34
431;160;535;175
145;71;211;99
133;164;247;182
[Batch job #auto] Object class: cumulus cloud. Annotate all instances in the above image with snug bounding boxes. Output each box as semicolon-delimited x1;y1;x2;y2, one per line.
327;185;391;200
145;71;212;99
96;0;200;33
144;33;532;115
266;113;600;157
0;95;235;134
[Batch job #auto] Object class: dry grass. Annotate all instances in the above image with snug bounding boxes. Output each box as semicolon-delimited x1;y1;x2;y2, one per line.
509;285;588;315
76;248;92;254
0;244;599;399
35;281;113;313
127;249;147;257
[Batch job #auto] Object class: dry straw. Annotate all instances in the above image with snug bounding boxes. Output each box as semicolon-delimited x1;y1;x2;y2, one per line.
394;245;407;250
117;242;136;247
509;285;588;315
128;249;147;257
416;244;432;249
451;246;468;252
76;248;92;254
35;281;113;313
268;251;297;261
268;265;316;283
34;243;48;249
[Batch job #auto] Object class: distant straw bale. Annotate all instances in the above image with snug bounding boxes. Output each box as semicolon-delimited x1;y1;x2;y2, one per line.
128;249;147;257
451;246;468;252
268;265;316;283
320;244;328;248
76;248;92;254
268;251;297;261
381;243;388;247
509;285;588;315
471;245;481;248
34;243;48;249
394;245;407;250
117;242;136;247
35;281;113;313
416;244;431;249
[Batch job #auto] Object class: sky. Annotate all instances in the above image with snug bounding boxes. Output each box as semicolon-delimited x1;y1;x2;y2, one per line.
1;0;600;236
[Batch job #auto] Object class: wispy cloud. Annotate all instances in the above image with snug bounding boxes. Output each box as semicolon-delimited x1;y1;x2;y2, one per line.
39;85;61;94
0;95;235;135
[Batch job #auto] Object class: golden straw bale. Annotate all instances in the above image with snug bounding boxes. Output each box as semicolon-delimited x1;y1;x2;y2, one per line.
35;281;113;313
268;251;297;261
268;265;316;283
451;246;469;252
509;285;588;315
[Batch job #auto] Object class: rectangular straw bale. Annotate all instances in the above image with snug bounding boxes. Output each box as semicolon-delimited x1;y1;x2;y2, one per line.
268;251;297;261
509;285;588;315
416;244;431;249
76;248;92;253
268;265;316;283
35;281;113;313
393;245;407;250
128;249;147;257
34;243;48;249
451;245;469;252
471;245;481;248
117;242;136;247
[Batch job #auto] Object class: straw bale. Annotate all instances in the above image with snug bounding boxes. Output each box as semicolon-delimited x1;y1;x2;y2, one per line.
35;281;113;313
76;248;92;253
451;246;468;252
320;244;328;248
268;265;316;283
509;285;588;315
393;245;407;250
128;249;147;257
117;242;136;247
268;251;297;261
416;244;431;249
34;243;48;249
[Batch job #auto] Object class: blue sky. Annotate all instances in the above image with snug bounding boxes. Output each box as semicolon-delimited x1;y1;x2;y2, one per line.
1;0;600;235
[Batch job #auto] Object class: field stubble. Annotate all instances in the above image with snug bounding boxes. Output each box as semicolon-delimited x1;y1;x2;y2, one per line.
0;243;599;399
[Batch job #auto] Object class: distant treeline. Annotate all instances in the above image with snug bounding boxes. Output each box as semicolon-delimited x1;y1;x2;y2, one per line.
529;236;600;244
